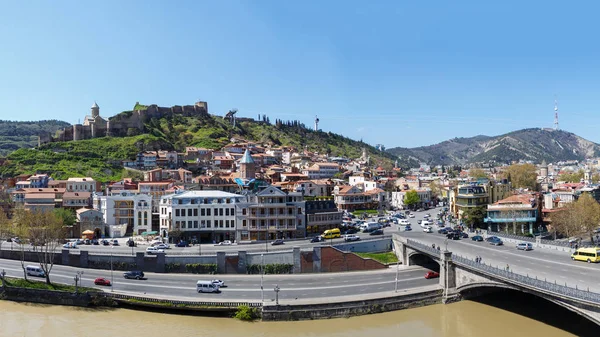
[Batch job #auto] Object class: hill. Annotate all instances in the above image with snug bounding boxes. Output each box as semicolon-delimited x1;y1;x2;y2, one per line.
386;128;600;165
0;112;404;182
0;120;70;156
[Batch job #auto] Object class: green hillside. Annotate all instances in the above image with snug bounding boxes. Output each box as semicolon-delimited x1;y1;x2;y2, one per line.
0;113;402;182
0;120;70;156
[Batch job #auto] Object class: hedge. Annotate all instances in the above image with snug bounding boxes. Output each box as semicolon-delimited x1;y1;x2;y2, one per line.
246;263;293;274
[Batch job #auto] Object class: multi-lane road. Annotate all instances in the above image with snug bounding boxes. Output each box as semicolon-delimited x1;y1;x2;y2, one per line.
396;207;600;293
0;258;437;303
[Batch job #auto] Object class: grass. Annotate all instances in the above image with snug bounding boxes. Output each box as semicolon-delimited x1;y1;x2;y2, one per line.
2;277;98;292
356;251;399;264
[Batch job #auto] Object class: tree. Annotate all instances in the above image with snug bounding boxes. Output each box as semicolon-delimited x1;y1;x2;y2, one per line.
550;194;600;243
469;168;487;180
462;206;486;229
558;170;584;183
54;208;76;227
0;209;10;251
503;164;538;190
404;190;420;209
429;180;443;200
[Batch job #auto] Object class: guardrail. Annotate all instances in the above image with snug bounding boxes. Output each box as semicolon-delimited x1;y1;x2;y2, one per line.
405;239;441;258
489;232;535;242
102;292;263;308
452;254;600;304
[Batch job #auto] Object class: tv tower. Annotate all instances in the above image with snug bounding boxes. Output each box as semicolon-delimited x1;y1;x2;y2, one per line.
554;97;559;130
314;115;320;131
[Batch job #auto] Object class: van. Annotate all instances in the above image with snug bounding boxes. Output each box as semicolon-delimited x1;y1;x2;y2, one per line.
362;222;380;233
26;265;45;277
197;280;220;293
516;242;533;251
321;228;341;239
571;247;600;263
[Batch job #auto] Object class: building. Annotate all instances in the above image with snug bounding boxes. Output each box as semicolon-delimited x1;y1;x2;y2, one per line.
93;191;152;238
12;188;65;207
138;181;175;213
75;208;105;239
237;185;306;242
333;185;378;211
62;191;92;209
23;193;55;212
305;198;343;235
66;177;98;193
484;194;541;235
192;175;239;193
450;184;489;220
294;180;333;197
239;149;256;181
302;163;340;179
390;189;432;210
159;191;245;243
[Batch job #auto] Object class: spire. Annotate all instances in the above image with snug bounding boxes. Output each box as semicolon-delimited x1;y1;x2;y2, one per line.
240;149;254;164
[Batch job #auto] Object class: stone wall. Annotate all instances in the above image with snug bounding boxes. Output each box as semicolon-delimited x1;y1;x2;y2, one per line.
1;287;95;307
332;238;392;253
317;247;388;272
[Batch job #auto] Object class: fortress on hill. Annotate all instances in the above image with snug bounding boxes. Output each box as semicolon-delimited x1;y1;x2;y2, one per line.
38;101;209;146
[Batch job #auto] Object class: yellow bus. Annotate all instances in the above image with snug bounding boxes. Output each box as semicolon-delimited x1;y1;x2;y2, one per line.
321;228;341;240
571;247;600;263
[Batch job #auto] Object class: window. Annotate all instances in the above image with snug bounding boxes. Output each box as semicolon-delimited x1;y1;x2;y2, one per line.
207;209;211;216
220;220;224;228
243;219;247;227
219;208;223;216
242;208;247;215
181;222;186;229
188;209;192;216
231;220;235;227
225;220;229;228
194;221;198;228
201;208;205;216
230;208;234;215
175;209;180;217
201;220;206;228
225;208;229;216
194;209;198;216
207;220;211;228
188;221;192;228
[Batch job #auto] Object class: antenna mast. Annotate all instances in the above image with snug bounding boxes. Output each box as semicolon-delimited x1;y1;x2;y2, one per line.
554;96;559;130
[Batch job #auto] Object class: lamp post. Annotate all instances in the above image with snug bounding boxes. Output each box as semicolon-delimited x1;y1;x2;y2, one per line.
1;269;6;288
274;284;280;305
260;253;264;303
394;259;399;292
74;270;84;293
444;238;448;252
110;245;114;292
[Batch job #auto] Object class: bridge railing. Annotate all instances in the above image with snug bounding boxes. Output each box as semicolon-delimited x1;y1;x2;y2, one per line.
101;292;263;308
405;239;441;257
452;254;600;304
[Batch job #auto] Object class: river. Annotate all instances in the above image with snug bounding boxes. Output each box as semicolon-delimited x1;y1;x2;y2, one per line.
0;291;596;337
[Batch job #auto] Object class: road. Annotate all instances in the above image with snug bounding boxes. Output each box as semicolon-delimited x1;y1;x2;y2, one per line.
395;207;600;293
0;258;438;303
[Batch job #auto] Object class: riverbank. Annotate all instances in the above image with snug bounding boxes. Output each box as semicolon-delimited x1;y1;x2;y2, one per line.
0;276;443;321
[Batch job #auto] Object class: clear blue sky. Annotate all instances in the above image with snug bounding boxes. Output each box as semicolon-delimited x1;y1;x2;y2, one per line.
2;1;600;148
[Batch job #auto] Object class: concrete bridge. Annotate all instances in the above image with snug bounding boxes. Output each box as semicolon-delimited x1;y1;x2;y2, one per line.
393;234;600;325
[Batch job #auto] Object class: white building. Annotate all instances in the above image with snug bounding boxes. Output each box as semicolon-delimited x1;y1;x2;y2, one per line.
159;191;245;244
66;177;97;193
349;176;378;191
390;189;432;209
302;163;340;179
93;191;152;238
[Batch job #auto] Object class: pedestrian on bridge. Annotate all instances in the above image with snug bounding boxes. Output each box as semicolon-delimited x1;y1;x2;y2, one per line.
506;264;510;272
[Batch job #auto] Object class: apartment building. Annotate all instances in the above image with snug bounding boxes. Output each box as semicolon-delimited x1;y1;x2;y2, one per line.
66;177;98;193
93;191;152;238
305;198;343;235
302;163;340;179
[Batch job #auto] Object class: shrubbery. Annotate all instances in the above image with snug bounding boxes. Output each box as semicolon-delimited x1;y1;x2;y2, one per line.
246;263;293;275
184;263;217;274
88;260;137;271
234;305;260;321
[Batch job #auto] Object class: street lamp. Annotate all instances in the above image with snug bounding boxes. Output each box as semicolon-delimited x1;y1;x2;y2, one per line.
110;245;114;292
444;239;448;252
394;259;399;292
74;270;84;293
1;269;6;287
260;253;264;302
274;284;280;305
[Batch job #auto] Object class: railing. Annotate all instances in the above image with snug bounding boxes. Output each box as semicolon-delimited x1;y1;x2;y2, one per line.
102;292;262;308
490;232;536;243
452;254;600;304
405;239;441;258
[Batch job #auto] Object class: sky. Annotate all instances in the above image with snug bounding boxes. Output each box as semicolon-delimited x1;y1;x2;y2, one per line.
2;1;600;148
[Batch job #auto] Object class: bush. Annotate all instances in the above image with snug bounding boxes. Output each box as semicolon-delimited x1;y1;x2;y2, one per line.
165;263;182;273
88;260;137;271
184;263;217;274
246;263;293;275
234;305;260;321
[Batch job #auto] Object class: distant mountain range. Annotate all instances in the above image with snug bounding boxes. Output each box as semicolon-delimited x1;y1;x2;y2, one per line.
386;128;600;166
0;120;70;156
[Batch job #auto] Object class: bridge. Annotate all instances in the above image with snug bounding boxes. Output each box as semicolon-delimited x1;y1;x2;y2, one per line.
394;234;600;325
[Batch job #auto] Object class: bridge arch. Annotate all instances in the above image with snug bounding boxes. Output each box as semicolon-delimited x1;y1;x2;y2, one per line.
407;252;440;272
458;284;600;327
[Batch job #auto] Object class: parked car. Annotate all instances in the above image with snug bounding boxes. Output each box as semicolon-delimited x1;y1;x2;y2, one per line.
217;240;232;246
102;239;110;246
344;234;361;242
271;239;285;246
471;235;484;242
154;243;170;250
460;232;469;239
399;219;410;226
176;241;190;247
489;237;504;246
370;229;384;236
94;277;111;286
211;279;226;287
446;232;460;240
310;236;325;243
127;240;136;247
84;239;91;245
516;242;533;251
408;213;415;218
404;225;412;231
344;228;359;235
485;236;500;242
438;228;450;235
62;242;77;249
112;240;119;246
92;239;99;245
423;214;431;219
146;246;165;255
75;239;84;245
423;226;433;233
424;271;440;279
123;271;145;280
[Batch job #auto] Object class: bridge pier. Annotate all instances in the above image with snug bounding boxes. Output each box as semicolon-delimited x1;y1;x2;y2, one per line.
440;250;458;303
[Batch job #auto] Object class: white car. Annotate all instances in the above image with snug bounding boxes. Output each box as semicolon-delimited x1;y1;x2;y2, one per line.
408;214;415;218
211;279;226;287
423;226;433;233
154;243;170;249
420;220;432;228
399;219;410;226
344;234;361;242
145;247;165;255
423;214;431;219
62;242;77;249
216;240;233;246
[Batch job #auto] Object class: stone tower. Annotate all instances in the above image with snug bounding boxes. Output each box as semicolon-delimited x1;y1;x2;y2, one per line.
91;102;100;118
239;149;256;180
584;166;592;185
540;160;548;178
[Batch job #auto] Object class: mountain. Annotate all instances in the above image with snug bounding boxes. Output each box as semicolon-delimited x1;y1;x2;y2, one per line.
0;112;403;182
0;120;70;156
386;128;600;166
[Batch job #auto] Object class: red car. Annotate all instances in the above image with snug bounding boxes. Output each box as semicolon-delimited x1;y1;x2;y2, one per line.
94;277;111;286
424;271;440;279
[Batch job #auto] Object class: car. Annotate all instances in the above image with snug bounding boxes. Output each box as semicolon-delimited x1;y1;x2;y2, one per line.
460;232;469;239
370;229;384;236
424;271;440;279
84;239;91;245
399;220;410;226
154;243;170;250
102;239;110;246
417;220;422;225
310;236;325;243
437;221;445;226
344;228;358;235
408;214;415;218
112;240;119;246
489;237;504;246
176;241;190;247
92;239;99;245
344;234;361;242
211;279;226;287
392;219;399;225
75;239;84;245
485;236;500;242
217;240;232;246
94;277;111;286
516;242;533;251
471;235;484;242
123;271;145;280
145;246;165;255
127;240;137;247
62;242;77;249
423;214;431;219
404;225;412;231
446;232;460;240
423;226;433;233
271;239;285;246
438;228;450;235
